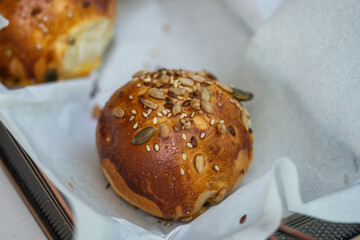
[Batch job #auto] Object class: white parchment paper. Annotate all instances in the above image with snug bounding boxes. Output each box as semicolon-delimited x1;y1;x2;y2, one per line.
0;0;359;239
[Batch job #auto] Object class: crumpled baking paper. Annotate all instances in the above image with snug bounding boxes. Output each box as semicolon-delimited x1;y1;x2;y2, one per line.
0;0;359;239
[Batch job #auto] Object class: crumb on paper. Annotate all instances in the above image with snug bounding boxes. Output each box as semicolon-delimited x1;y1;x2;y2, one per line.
157;220;162;224
240;214;247;224
68;182;73;188
106;182;110;189
92;105;102;119
162;24;171;34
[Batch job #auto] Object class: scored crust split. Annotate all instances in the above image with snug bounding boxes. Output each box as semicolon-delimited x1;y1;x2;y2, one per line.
96;69;253;221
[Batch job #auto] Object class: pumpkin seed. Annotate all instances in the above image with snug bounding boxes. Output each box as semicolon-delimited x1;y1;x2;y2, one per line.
169;87;186;96
172;101;181;115
231;88;254;101
131;126;156;144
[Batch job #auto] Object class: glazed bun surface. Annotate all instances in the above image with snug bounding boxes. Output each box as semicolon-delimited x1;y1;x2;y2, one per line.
0;0;115;87
96;69;253;221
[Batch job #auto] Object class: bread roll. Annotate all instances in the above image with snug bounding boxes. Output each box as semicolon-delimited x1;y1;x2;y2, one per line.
0;0;115;87
96;69;253;221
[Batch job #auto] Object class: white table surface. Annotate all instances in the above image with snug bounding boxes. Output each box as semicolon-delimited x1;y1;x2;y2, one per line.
0;166;46;239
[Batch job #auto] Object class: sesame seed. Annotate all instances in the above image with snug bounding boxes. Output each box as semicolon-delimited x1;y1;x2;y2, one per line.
35;43;42;50
153;117;158;124
133;122;139;129
167;113;172;117
67;11;73;19
42;27;49;34
142;112;148;118
20;12;27;18
129;95;134;100
136;83;142;88
129;115;135;121
146;145;151;151
186;143;193;148
220;120;224;124
210;119;215;126
161;109;167;115
131;109;137;115
42;15;48;22
200;132;205;139
182;153;187;161
214;165;220;171
156;112;163;117
155;144;159;152
180;168;185;175
191;112;195;117
147;109;152;115
182;133;187;140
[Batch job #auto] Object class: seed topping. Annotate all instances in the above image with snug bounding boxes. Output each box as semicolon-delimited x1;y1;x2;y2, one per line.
195;155;205;174
159;124;169;139
140;98;158;109
112;108;125;118
182;153;187;161
217;123;227;134
148;88;165;99
154;144;160;152
132;126;156;145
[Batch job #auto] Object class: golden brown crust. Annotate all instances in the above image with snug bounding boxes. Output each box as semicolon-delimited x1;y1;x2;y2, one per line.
0;0;115;87
96;69;253;221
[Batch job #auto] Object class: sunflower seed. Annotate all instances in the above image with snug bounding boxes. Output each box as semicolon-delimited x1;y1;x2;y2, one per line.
217;123;227;134
182;153;187;161
132;126;156;145
214;165;220;171
190;74;206;82
112;108;125;118
182;133;187;140
179;77;194;86
199;88;210;101
242;110;251;131
186;143;193;148
133;70;147;78
133;122;139;129
180;168;185;175
172;102;181;115
164;102;174;109
149;88;166;99
146;145;151;151
190;136;197;148
201;100;213;113
160;74;169;83
153;117;158;124
195;155;205;174
155;144;160;152
140;98;158;109
232;88;254;101
190;98;201;109
169;87;186;96
215;81;233;93
159;123;169;139
182;100;191;107
200;132;205;139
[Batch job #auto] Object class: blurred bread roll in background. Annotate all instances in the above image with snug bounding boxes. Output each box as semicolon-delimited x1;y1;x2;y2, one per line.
0;0;115;87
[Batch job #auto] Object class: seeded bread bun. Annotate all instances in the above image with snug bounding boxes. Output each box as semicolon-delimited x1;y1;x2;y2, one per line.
0;0;115;88
96;69;253;221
